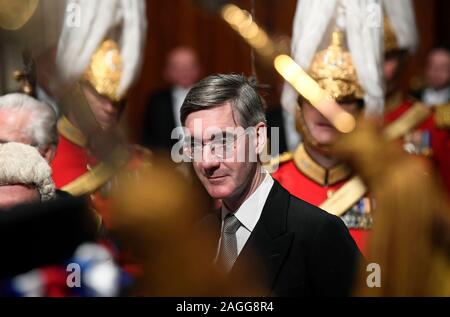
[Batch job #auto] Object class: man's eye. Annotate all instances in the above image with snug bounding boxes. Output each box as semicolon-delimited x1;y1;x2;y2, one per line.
213;139;227;146
225;137;236;145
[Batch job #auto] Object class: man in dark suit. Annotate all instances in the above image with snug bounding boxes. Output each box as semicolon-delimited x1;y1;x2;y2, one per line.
180;74;362;296
410;47;450;106
142;47;201;151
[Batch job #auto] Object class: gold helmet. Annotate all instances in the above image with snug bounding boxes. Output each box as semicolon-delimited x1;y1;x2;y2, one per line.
308;30;364;103
295;30;366;150
83;39;123;102
54;0;146;102
382;0;418;55
383;15;400;55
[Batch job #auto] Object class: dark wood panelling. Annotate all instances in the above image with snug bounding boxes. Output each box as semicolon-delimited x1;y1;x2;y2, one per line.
127;0;445;142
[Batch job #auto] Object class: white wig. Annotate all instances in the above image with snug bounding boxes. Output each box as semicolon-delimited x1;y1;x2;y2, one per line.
0;93;58;149
383;0;418;53
0;142;56;201
55;0;147;98
281;0;384;117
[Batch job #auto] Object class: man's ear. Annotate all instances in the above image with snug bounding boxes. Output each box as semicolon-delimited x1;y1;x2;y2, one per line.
254;122;267;155
42;146;56;163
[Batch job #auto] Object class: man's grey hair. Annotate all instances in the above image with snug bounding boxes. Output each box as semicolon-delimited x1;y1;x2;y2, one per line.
0;93;58;150
180;74;267;127
0;142;55;201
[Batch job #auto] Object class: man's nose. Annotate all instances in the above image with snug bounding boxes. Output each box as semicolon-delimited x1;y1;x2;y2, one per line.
103;100;118;113
199;145;220;169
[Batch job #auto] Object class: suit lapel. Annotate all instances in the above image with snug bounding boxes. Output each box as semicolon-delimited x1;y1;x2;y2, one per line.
198;210;222;261
230;181;294;295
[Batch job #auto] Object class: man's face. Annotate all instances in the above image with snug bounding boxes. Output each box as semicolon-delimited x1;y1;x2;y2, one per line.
0;109;33;145
425;49;450;90
0;185;40;209
383;53;403;95
0;109;54;162
302;101;361;147
184;103;263;201
81;84;120;131
165;48;201;89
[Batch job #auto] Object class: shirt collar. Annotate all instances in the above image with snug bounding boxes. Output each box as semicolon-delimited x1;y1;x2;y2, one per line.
424;87;450;105
173;86;191;96
221;172;274;232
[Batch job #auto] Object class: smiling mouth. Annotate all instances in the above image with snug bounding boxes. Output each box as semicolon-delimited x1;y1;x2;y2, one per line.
207;175;228;183
209;175;227;179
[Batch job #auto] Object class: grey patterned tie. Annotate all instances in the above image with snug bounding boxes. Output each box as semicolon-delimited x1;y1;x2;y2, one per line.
217;213;241;272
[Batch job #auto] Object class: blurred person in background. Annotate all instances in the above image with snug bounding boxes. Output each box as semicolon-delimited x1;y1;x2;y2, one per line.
142;46;202;151
382;0;418;113
381;0;450;197
411;47;450;106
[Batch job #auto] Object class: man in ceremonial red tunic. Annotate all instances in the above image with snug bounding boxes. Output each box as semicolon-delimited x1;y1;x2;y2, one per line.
381;0;450;196
50;0;151;228
270;0;385;255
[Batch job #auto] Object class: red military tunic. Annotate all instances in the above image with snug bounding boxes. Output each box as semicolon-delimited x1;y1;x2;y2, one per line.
51;116;149;278
271;144;372;256
384;93;450;197
52;133;90;189
51;116;152;229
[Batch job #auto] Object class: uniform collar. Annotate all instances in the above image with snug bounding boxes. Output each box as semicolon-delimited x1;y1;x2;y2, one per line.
293;143;351;186
57;116;87;148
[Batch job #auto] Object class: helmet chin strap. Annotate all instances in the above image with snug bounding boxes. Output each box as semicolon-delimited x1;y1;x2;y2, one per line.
295;105;333;156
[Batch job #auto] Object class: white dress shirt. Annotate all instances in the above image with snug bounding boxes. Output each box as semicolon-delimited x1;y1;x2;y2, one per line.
423;87;450;106
172;86;190;128
218;172;275;257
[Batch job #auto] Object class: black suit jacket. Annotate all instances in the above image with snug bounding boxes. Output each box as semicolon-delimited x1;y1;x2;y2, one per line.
201;181;362;296
141;89;177;151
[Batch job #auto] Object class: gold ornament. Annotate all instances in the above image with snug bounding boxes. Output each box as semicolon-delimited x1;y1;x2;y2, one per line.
435;104;450;130
308;30;364;103
83;39;123;102
384;15;400;54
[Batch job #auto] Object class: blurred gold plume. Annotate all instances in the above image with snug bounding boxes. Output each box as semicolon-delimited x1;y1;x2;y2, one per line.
111;156;265;296
333;119;450;296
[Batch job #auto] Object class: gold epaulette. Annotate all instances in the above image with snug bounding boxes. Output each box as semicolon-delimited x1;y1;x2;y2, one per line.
61;146;134;196
435;103;450;130
383;102;431;140
319;176;368;217
57;116;87;147
62;161;116;196
263;152;293;173
62;145;154;197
